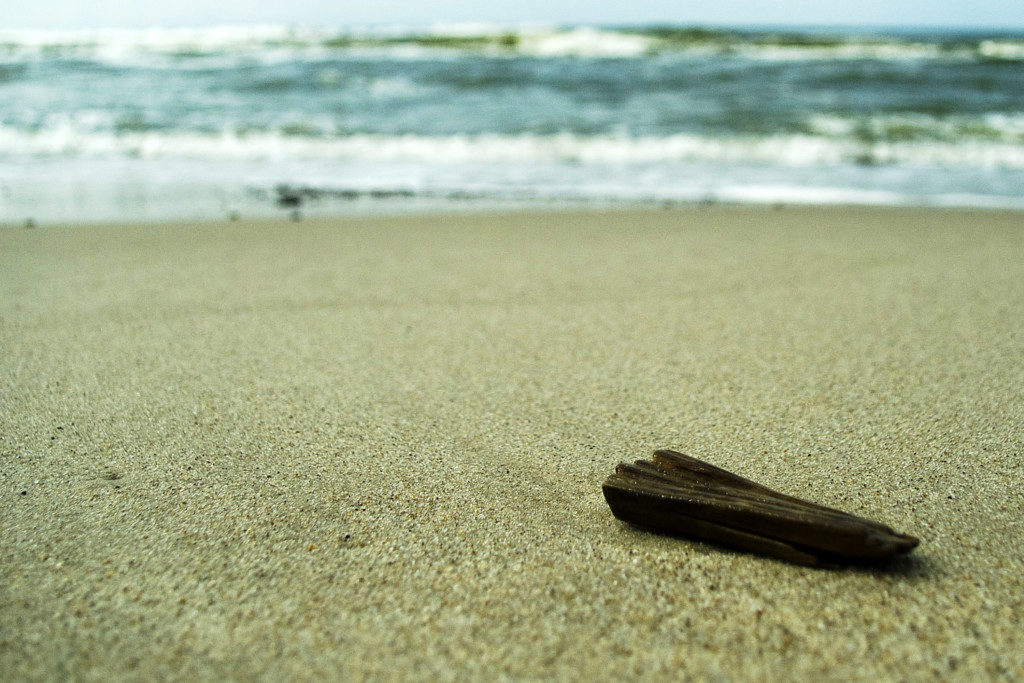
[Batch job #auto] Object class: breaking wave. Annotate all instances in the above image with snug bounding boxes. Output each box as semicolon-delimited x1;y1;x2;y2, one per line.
2;23;1023;219
2;24;1023;64
4;117;1024;169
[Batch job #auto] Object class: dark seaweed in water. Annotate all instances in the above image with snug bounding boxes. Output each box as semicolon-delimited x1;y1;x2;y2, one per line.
275;184;419;206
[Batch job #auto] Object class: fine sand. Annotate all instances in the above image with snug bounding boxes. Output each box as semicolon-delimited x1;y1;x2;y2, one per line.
2;206;1023;679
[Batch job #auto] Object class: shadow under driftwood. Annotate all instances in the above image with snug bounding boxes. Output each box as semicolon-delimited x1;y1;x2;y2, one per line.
610;519;939;579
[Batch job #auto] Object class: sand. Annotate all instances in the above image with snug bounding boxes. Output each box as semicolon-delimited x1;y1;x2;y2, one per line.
2;205;1023;679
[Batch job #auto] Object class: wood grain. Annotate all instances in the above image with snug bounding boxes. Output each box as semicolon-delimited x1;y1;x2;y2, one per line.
603;450;920;567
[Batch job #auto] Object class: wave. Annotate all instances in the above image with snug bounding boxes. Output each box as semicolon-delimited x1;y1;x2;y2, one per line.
804;113;1024;145
2;24;1023;63
3;123;1024;170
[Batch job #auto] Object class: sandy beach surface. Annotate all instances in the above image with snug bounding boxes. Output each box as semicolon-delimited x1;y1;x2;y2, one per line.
2;206;1023;679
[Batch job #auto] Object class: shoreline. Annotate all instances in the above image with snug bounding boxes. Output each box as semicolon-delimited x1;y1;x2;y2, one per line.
3;205;1023;678
4;158;1024;227
5;199;1024;230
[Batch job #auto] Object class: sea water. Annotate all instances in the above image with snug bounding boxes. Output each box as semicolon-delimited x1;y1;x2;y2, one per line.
2;24;1023;222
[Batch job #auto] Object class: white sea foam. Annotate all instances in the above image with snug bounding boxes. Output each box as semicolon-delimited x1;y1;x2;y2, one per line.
807;113;1024;144
712;184;908;206
3;123;1024;170
732;41;953;62
0;24;304;53
516;28;652;57
978;40;1024;60
1;25;1020;64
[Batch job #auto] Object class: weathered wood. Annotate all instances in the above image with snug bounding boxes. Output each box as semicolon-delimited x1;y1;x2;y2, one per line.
603;449;920;567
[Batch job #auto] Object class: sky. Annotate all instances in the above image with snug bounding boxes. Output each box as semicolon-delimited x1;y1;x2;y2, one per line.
4;0;1024;30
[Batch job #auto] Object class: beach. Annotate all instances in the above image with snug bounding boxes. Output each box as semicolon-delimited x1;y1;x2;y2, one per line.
2;205;1023;678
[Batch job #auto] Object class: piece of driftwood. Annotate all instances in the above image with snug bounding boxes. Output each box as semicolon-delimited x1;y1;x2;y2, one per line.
603;449;919;567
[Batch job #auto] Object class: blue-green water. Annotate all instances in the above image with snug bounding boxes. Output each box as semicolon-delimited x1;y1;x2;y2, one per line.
2;24;1024;221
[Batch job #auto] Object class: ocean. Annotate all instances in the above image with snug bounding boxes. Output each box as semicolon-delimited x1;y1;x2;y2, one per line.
2;24;1024;222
